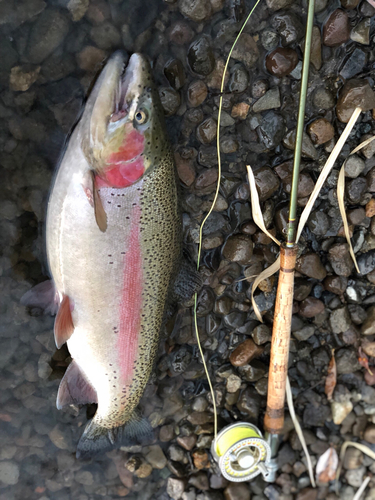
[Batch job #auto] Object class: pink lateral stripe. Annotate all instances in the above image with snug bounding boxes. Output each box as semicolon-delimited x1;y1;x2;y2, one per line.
117;204;143;382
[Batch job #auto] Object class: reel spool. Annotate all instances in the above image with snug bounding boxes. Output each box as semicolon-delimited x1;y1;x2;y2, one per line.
211;423;272;482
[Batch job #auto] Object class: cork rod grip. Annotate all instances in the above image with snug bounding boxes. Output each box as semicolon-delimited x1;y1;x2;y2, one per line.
264;244;298;435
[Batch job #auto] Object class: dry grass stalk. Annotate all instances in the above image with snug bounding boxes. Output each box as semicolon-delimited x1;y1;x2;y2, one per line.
336;441;375;491
286;377;316;487
337;163;360;272
353;476;371;500
350;134;375;155
296;107;362;243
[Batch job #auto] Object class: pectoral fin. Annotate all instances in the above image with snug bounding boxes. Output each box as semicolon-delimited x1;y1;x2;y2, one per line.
57;360;97;409
54;294;74;349
82;170;107;232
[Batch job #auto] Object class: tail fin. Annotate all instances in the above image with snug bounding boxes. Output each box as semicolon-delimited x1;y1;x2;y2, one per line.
76;410;153;459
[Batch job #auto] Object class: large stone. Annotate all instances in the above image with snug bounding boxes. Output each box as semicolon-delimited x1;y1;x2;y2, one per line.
307;118;334;145
266;47;298;76
266;0;294;10
229;339;263;367
223;235;253;265
344;154;366;178
253;88;281;113
178;0;212;22
27;9;70;64
340;48;367;80
336;347;361;374
351;18;370;45
336;79;375;123
331;400;353;425
231;33;259;69
9;65;41;91
330;307;352;334
224;483;251;500
90;21;121;50
283;130;318;160
271;12;304;46
361;305;375;335
144;445;167;469
323;9;350;47
253;166;280;201
299;297;325;318
328;243;354;277
188;36;215;76
167;477;186;500
187;80;207;107
310;26;322;70
0;461;19;485
364;424;375;444
296;253;327;280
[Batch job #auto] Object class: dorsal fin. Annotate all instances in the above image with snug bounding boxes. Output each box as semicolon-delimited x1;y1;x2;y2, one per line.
54;294;74;349
57;360;97;409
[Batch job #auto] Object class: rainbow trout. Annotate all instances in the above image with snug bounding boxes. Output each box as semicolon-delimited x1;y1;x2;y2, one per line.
43;52;187;458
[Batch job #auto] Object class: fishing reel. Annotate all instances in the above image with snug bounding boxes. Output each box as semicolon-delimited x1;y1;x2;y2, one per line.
211;423;278;482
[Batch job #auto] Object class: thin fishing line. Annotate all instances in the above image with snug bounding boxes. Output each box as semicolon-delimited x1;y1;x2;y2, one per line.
193;0;263;441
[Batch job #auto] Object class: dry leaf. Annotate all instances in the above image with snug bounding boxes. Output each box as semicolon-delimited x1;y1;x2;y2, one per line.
246;165;280;246
325;349;337;402
296;107;362;243
358;347;373;376
316;447;338;483
337;163;360;273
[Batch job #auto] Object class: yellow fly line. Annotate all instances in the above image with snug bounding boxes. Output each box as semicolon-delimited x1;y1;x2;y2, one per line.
193;0;263;441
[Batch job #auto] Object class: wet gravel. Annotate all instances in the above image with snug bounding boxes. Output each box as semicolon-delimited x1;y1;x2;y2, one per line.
1;0;375;499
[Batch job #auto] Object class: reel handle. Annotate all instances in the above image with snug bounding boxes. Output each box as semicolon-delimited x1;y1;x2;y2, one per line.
264;244;297;435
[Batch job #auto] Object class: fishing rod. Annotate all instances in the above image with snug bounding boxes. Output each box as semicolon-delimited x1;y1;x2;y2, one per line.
200;0;316;482
263;0;315;454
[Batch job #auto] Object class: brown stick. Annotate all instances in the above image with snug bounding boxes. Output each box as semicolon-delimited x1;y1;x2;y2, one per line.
264;244;298;435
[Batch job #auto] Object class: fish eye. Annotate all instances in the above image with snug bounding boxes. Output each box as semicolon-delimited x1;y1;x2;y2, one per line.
135;109;148;124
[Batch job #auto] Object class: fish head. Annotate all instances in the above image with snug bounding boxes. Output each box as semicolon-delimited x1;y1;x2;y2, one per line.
82;51;169;188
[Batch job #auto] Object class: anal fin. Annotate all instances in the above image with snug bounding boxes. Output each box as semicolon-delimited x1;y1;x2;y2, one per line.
54;294;74;349
57;360;97;409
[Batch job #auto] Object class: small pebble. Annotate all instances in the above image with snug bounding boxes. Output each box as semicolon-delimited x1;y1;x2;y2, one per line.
266;47;298;77
307;118;334;145
229;339;263;367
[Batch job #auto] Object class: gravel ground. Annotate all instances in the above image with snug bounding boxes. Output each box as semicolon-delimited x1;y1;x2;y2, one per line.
1;0;375;499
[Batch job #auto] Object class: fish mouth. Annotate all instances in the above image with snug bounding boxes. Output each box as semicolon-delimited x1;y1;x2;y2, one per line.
88;52;148;149
111;52;146;123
